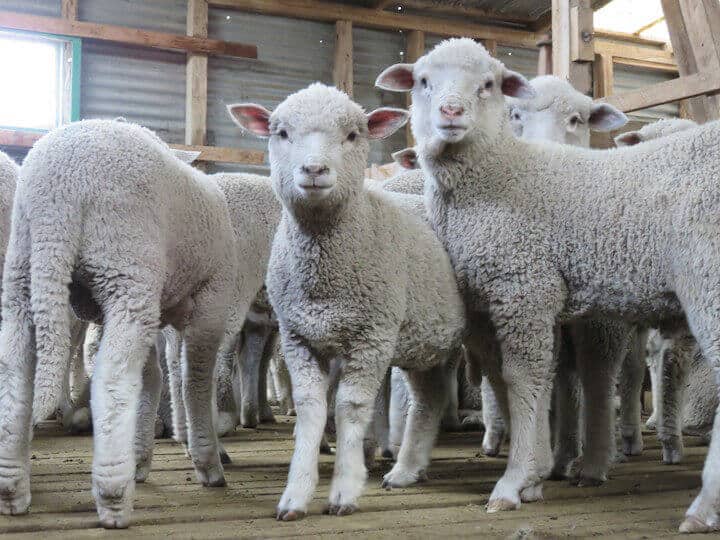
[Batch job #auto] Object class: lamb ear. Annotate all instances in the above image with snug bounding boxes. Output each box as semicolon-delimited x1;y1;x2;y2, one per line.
172;149;202;164
227;103;272;137
375;63;415;92
391;147;419;169
367;108;409;139
614;131;642;147
589;103;628;132
501;69;535;99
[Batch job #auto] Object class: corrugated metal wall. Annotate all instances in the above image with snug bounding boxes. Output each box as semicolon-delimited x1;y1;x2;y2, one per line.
614;65;679;121
79;0;187;34
0;0;59;17
206;8;334;174
354;27;407;166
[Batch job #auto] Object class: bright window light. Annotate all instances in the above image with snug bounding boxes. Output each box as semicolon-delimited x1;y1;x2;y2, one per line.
0;33;62;131
594;0;670;43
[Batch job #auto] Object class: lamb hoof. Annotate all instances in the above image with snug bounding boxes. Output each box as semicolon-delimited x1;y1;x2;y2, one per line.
645;415;657;431
571;475;605;488
621;433;643;456
520;484;543;502
219;449;232;465
661;442;683;465
486;497;519;513
382;468;427;489
195;463;226;487
0;490;31;516
94;486;133;529
277;509;305;521
134;461;151;483
679;515;717;534
482;445;501;457
0;472;31;515
240;407;259;429
324;503;357;516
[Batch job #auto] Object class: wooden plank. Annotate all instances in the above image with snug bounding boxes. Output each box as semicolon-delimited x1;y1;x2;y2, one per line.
405;29;424;147
332;20;353;97
169;144;265;164
60;0;78;21
552;0;571;80
662;0;715;122
208;0;539;48
570;1;594;62
185;0;209;147
612;56;678;74
600;71;720;113
594;38;675;66
593;53;614;98
536;33;552;75
0;10;257;58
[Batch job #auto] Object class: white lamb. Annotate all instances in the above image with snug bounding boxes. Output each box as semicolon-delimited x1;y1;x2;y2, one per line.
231;83;465;520
0;120;238;529
376;38;720;533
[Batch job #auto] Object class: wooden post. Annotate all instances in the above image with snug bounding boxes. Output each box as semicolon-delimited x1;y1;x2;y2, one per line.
593;53;614;98
552;0;571;81
662;0;720;122
186;0;208;147
333;20;353;96
61;0;78;20
537;33;552;75
553;0;592;94
405;29;424;147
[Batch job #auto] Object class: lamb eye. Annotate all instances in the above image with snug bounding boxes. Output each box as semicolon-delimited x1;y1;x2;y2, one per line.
420;77;427;88
569;115;580;126
484;80;494;90
278;129;288;139
512;111;521;120
347;131;357;142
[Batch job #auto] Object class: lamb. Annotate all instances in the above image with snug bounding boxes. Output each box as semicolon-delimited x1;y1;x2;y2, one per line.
507;74;636;477
0;119;238;529
376;38;720;533
614;118;698;147
230;83;465;520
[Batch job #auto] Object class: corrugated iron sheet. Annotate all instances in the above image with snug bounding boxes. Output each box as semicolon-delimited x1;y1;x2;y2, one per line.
614;65;678;120
207;8;334;173
78;0;187;34
0;0;60;17
80;41;186;144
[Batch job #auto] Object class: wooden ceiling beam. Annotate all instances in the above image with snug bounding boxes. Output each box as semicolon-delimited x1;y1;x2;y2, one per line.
208;0;539;48
0;10;257;58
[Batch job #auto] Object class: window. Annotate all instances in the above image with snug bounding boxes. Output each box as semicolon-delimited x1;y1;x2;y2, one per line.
0;31;81;132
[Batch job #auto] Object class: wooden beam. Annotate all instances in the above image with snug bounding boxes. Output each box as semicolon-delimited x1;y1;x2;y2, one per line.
594;30;669;48
570;2;594;62
552;0;571;80
405;29;424;147
537;33;552;75
633;16;665;36
390;0;535;27
208;0;539;48
370;0;395;10
170;144;265;164
662;0;718;122
61;0;78;21
594;38;675;67
333;20;353;97
593;53;613;98
612;56;678;74
600;71;720;113
0;10;257;58
0;129;263;165
186;0;209;147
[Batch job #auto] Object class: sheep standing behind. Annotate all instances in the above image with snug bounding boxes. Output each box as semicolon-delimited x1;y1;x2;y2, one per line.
376;38;720;533
231;83;465;520
0;120;238;529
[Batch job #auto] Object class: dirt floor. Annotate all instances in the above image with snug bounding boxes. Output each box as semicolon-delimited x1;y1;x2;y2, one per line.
0;416;710;539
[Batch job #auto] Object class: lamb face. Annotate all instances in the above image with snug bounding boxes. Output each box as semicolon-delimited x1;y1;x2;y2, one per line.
229;84;407;218
509;76;626;146
376;37;533;151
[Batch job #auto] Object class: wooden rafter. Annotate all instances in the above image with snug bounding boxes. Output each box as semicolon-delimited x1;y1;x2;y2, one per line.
207;0;539;48
633;16;665;36
0;10;257;58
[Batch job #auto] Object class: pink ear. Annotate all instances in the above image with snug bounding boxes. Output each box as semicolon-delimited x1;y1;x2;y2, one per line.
501;70;535;99
589;103;628;132
392;147;418;169
367;108;409;140
375;63;415;92
614;131;642;147
226;103;272;137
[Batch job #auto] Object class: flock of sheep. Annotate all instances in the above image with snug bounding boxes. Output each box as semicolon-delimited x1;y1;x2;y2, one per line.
0;37;717;534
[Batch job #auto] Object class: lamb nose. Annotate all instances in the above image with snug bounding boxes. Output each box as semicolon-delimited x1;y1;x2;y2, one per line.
440;105;464;118
302;164;329;176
